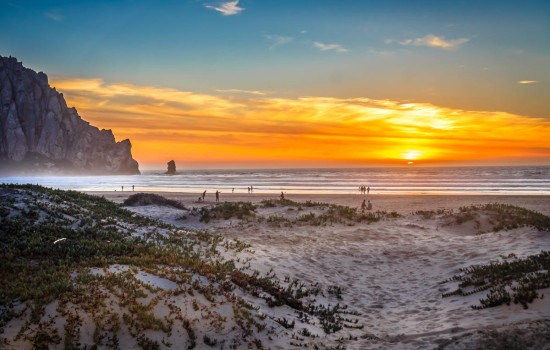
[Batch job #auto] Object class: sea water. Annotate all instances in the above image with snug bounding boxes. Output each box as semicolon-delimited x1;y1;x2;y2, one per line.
1;166;549;195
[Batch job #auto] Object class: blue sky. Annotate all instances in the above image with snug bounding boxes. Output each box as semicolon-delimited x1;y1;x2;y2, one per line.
3;1;549;116
2;1;550;167
2;1;549;115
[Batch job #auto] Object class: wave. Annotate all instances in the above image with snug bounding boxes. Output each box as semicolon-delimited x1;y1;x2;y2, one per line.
2;166;549;195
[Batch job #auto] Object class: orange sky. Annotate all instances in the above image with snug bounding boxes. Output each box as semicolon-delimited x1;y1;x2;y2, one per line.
52;77;550;169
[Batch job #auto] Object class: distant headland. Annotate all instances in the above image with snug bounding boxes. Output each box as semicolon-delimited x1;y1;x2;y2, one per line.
0;55;140;175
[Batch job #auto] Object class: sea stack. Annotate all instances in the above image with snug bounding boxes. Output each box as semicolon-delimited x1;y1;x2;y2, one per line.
166;160;176;175
0;56;140;175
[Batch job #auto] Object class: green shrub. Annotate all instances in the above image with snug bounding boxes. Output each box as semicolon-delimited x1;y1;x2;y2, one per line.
123;193;185;209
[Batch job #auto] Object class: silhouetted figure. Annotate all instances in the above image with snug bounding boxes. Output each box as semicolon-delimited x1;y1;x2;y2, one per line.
215;190;220;202
247;187;250;193
197;196;202;202
232;188;234;193
166;160;176;175
251;186;254;192
280;192;285;200
132;185;135;191
367;200;372;210
122;186;124;191
361;199;366;213
367;186;370;195
202;190;206;200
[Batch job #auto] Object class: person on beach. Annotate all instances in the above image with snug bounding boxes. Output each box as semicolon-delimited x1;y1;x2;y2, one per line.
367;199;372;210
121;186;124;191
367;186;370;195
197;196;202;203
361;199;366;213
215;190;220;202
132;185;135;191
202;190;206;201
232;188;234;193
247;187;250;193
251;186;254;192
280;192;285;200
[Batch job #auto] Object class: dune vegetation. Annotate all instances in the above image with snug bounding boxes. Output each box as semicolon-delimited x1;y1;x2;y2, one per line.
0;184;362;349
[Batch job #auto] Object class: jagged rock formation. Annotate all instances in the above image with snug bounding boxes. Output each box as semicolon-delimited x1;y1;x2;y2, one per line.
0;56;140;175
166;160;176;175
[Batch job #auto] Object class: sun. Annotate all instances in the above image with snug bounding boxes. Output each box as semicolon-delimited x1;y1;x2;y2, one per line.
403;150;422;160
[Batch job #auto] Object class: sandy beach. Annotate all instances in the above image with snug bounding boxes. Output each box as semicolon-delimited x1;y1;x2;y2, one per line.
96;191;550;348
95;191;550;216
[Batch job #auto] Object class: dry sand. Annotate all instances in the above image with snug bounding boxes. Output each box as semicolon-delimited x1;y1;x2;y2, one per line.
93;191;550;349
96;191;550;216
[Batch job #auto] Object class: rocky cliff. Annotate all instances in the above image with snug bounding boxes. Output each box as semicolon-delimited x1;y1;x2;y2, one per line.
0;56;140;175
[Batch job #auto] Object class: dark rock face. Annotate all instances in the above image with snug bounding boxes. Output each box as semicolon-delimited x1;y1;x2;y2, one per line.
166;160;176;175
0;56;140;175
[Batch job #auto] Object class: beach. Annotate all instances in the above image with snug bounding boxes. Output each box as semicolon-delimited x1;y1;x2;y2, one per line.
1;185;549;349
97;191;550;348
97;191;550;215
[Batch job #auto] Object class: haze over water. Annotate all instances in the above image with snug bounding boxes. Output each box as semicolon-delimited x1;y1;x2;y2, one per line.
2;166;549;195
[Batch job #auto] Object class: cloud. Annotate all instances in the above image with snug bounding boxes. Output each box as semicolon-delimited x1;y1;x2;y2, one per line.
205;0;244;16
518;80;538;85
51;77;550;165
215;89;269;96
313;42;348;53
265;35;293;50
400;34;469;50
44;11;63;22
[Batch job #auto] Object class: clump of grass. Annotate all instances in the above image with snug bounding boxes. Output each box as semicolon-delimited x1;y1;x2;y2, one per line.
123;193;186;210
480;203;550;232
442;251;550;309
443;204;550;233
199;201;256;223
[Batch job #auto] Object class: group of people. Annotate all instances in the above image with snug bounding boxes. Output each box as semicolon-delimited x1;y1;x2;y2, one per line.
247;186;254;193
198;190;221;203
359;186;370;195
118;185;135;192
359;185;372;212
361;199;373;212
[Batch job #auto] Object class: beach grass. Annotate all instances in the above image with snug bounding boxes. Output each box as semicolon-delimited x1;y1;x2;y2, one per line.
0;184;361;349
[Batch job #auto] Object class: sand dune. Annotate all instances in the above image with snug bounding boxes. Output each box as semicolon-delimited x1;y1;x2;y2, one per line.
110;191;550;349
2;188;548;349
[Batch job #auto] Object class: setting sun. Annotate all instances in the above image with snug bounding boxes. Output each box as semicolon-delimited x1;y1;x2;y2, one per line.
403;150;422;160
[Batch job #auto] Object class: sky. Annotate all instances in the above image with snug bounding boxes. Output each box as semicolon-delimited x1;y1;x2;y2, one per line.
2;0;550;169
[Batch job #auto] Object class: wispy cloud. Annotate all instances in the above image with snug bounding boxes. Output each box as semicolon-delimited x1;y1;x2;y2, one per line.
265;35;293;50
205;0;244;16
400;34;469;50
52;77;550;165
44;11;63;22
215;88;269;96
313;42;348;53
518;80;537;85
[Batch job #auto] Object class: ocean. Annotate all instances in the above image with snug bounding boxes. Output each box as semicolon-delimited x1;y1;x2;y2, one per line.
1;166;549;195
